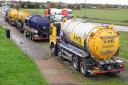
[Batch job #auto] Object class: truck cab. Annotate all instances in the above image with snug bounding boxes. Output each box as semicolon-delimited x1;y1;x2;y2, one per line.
44;8;73;22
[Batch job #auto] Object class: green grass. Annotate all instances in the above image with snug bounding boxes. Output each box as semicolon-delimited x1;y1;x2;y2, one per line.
71;68;128;85
0;28;49;85
119;31;128;59
73;8;128;26
20;8;44;15
21;8;128;25
81;75;128;85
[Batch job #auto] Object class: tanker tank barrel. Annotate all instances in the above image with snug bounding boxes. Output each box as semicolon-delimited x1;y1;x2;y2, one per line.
61;19;120;61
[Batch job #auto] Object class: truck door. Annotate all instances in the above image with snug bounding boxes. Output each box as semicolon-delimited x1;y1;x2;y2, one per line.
50;23;57;45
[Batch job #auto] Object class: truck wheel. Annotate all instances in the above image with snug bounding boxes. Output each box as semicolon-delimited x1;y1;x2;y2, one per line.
80;59;88;76
31;35;35;41
58;49;64;60
72;56;80;71
30;32;33;40
25;33;29;37
20;29;24;33
30;33;35;41
30;33;32;40
8;20;11;24
11;21;14;26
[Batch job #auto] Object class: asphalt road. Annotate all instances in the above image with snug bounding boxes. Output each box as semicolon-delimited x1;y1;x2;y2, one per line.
114;25;128;32
2;19;49;60
85;22;128;32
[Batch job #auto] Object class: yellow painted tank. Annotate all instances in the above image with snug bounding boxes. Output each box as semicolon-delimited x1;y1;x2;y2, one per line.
62;19;119;61
8;9;19;21
17;11;30;21
88;26;119;60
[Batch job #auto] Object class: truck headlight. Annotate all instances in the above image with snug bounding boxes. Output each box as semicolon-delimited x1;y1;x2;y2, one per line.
34;30;38;34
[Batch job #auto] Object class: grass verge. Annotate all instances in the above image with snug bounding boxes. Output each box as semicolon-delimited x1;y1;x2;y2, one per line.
21;8;128;25
120;31;128;59
73;8;128;26
0;28;49;85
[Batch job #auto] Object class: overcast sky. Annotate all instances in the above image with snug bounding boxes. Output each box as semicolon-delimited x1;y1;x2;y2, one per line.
2;0;128;5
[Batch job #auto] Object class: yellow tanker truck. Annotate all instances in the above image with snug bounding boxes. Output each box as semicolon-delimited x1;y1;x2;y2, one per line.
15;11;30;33
5;9;19;26
49;19;125;76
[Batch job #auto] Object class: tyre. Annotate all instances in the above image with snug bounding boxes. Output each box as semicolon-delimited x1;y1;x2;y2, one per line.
31;34;35;41
29;32;32;40
58;48;64;60
80;59;88;76
25;30;29;37
30;33;35;41
20;29;24;33
25;34;29;37
72;56;80;71
11;21;14;26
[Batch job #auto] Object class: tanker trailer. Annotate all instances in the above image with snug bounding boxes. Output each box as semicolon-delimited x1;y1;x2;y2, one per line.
49;19;125;76
48;8;63;22
2;3;10;17
24;15;50;41
15;11;30;33
6;9;19;26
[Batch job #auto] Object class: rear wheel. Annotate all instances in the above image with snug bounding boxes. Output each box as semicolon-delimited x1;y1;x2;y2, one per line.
72;56;80;71
80;59;88;76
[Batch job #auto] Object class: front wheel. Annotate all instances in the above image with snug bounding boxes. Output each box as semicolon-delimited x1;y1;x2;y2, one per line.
20;29;24;33
31;34;35;41
58;48;64;60
30;32;35;41
72;56;80;71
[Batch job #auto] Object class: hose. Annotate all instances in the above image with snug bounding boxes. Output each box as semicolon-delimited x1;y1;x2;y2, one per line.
43;49;53;59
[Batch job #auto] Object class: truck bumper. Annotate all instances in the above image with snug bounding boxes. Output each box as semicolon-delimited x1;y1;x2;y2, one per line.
89;64;125;76
33;35;49;40
92;67;125;75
